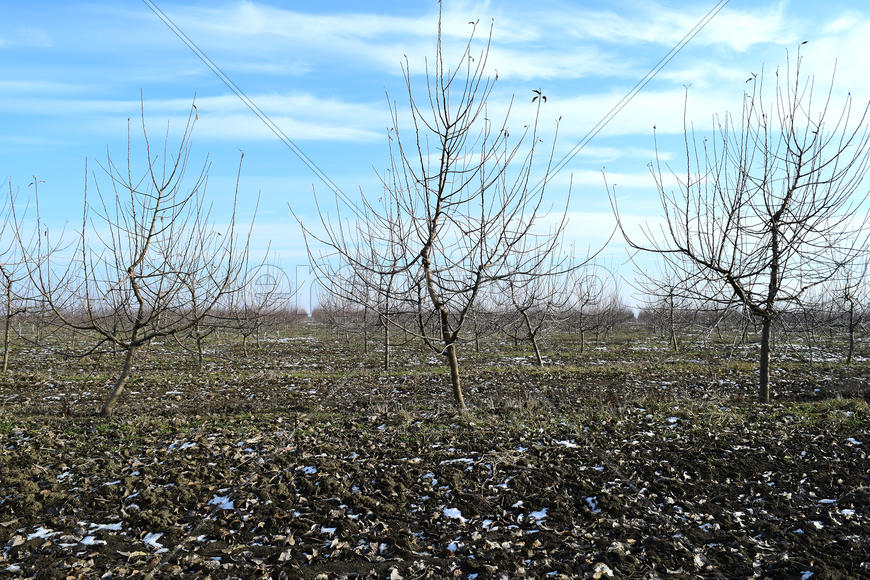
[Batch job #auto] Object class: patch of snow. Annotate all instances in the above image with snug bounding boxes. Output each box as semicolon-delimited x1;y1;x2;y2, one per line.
301;466;318;475
321;526;337;535
208;495;234;510
846;437;862;445
556;440;578;448
801;572;814;580
446;541;458;552
443;507;467;523
529;508;548;521
26;526;59;541
80;535;106;546
91;522;122;531
585;497;601;513
143;532;164;550
440;457;474;466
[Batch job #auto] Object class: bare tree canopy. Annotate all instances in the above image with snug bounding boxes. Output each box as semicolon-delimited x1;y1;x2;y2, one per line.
27;98;254;417
300;8;569;411
612;50;870;402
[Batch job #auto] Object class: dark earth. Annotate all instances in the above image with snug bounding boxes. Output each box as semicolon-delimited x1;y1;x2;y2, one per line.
1;325;869;578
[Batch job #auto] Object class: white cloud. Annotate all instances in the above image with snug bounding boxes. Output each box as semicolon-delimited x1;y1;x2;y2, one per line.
822;13;861;34
0;91;390;144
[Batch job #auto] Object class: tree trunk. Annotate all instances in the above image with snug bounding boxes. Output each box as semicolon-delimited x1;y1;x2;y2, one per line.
382;317;390;371
2;283;11;373
101;343;138;417
521;310;543;367
194;322;204;372
759;317;772;403
445;342;466;412
846;301;855;364
243;334;249;358
530;334;543;367
363;306;369;355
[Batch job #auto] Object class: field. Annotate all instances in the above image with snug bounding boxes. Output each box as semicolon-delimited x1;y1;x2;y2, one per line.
1;322;869;578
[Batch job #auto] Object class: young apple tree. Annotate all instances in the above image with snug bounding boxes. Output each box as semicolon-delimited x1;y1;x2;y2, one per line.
301;11;567;412
28;100;253;417
612;52;870;402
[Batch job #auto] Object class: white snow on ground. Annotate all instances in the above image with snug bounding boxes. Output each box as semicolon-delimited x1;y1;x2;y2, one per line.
208;495;234;510
26;527;59;541
586;497;601;513
443;507;467;523
530;508;548;520
90;522;123;532
143;532;164;550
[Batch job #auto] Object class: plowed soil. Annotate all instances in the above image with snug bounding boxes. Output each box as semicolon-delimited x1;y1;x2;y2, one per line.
2;330;869;578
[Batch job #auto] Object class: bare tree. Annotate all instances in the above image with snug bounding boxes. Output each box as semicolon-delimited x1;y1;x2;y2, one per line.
27;100;253;416
0;180;34;372
227;261;294;357
612;52;870;402
832;254;870;364
301;10;567;411
497;249;573;367
566;262;620;353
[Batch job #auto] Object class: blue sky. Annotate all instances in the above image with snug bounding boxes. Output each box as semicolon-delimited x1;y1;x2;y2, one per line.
3;0;869;307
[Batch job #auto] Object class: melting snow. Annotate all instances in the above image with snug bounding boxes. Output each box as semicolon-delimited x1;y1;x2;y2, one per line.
443;507;467;522
530;508;548;520
845;438;862;445
585;497;601;513
556;440;578;448
91;522;123;532
80;535;106;546
26;527;59;541
301;466;318;475
143;532;164;550
440;457;474;465
208;495;234;510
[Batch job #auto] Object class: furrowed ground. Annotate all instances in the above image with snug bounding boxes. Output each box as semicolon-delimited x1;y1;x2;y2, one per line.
1;323;869;579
